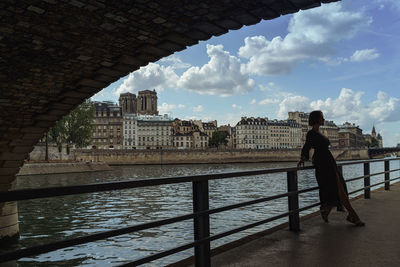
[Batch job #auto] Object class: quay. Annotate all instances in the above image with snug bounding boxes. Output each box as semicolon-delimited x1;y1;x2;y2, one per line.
210;184;400;267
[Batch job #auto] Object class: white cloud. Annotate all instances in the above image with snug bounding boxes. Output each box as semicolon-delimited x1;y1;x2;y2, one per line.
193;105;204;112
259;98;280;105
277;88;400;132
158;102;185;114
158;55;191;69
350;49;380;62
115;63;179;95
239;3;370;75
232;104;242;110
178;44;255;97
259;82;279;91
375;0;400;11
277;95;310;119
250;99;257;105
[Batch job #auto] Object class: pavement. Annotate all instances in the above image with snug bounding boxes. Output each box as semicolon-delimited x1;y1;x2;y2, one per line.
210;183;400;267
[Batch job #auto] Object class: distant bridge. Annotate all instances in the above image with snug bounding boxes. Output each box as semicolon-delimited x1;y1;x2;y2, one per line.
368;147;400;158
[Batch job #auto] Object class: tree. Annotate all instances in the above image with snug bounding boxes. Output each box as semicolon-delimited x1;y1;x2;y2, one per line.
48;100;95;151
371;137;379;148
366;137;379;148
209;131;228;148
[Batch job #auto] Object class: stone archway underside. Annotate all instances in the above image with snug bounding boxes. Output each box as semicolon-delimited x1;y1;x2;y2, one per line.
0;0;339;184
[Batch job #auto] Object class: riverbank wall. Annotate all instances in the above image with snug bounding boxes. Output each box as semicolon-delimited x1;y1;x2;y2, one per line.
17;162;112;176
74;148;369;165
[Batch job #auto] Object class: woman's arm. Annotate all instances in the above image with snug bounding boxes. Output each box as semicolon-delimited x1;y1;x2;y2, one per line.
298;131;312;168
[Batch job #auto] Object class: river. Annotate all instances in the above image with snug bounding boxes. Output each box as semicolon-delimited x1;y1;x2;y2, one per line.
2;160;399;266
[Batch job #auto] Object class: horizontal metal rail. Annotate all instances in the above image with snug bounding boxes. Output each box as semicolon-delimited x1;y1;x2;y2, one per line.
0;167;314;203
348;176;400;195
338;157;399;166
0;190;303;262
344;168;400;182
124;203;321;266
0;158;398;266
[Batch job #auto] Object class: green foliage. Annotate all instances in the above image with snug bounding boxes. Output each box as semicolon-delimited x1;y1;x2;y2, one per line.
371;137;379;147
48;100;95;148
366;138;379;148
209;131;228;148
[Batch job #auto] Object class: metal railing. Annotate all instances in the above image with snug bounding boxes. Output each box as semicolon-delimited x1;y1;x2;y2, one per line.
1;158;400;266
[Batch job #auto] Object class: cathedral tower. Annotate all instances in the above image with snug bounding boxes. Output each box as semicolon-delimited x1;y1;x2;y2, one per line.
118;92;137;115
137;89;158;115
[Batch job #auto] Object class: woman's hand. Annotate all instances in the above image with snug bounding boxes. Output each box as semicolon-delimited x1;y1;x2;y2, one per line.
297;158;305;168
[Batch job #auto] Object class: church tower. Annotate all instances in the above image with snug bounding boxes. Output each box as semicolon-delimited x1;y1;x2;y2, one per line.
137;89;158;115
118;92;137;115
372;125;376;138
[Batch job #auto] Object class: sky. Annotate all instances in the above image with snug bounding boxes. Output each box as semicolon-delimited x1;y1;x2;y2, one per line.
92;0;400;146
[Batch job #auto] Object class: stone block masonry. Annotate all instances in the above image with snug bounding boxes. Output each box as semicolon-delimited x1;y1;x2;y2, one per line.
75;148;369;165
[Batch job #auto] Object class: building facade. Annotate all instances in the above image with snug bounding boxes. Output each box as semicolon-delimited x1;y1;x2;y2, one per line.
119;89;158;116
173;131;209;149
288;111;310;144
235;117;269;149
91;101;123;149
123;114;173;149
338;122;365;148
268;119;301;149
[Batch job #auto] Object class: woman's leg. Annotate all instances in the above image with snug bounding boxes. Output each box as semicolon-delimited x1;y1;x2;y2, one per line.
334;172;360;220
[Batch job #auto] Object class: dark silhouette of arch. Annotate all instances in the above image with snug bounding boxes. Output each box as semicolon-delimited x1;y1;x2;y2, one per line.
0;1;339;181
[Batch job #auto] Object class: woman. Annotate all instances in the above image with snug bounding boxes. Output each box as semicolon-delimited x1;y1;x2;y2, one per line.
297;110;365;226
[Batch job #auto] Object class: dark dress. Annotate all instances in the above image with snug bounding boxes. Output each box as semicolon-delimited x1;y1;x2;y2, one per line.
301;130;348;207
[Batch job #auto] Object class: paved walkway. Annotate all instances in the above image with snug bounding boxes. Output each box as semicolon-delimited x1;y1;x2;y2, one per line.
211;183;400;267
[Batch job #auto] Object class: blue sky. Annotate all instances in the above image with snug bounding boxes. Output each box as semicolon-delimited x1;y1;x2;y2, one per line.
92;0;400;146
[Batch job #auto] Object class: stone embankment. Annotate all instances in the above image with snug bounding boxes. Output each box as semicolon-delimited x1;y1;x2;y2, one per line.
74;148;369;165
17;162;112;176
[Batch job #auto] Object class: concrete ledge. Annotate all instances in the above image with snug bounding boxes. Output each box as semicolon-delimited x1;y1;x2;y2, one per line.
17;162;112;176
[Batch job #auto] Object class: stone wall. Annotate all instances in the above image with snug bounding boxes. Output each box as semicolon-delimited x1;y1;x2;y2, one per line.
28;143;75;162
17;162;111;176
75;148;369;165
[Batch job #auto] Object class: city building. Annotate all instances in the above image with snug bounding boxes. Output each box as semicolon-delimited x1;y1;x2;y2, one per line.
119;89;158;116
268;119;301;149
123;114;173;149
91;101;123;149
338;122;365;148
173;131;209;149
364;125;383;148
288;111;310;144
235;117;269;149
172;119;199;135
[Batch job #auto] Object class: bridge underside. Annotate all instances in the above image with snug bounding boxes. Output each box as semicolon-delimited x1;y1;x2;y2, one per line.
0;0;338;184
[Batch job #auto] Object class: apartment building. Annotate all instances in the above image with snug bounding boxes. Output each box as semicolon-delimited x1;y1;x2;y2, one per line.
268;119;301;149
338;122;365;148
123;114;173;149
235;117;269;149
91;102;122;149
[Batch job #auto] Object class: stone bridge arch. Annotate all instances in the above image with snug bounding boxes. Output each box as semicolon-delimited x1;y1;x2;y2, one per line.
0;0;338;240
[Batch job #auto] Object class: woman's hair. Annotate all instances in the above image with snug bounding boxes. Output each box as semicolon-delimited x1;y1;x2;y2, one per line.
308;110;322;126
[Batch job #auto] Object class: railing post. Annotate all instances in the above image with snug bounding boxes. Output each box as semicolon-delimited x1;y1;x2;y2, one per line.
192;180;210;267
287;170;300;232
385;160;390;190
364;162;370;199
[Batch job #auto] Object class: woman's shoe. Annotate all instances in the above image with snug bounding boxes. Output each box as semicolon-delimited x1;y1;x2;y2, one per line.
346;215;365;226
320;206;329;223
